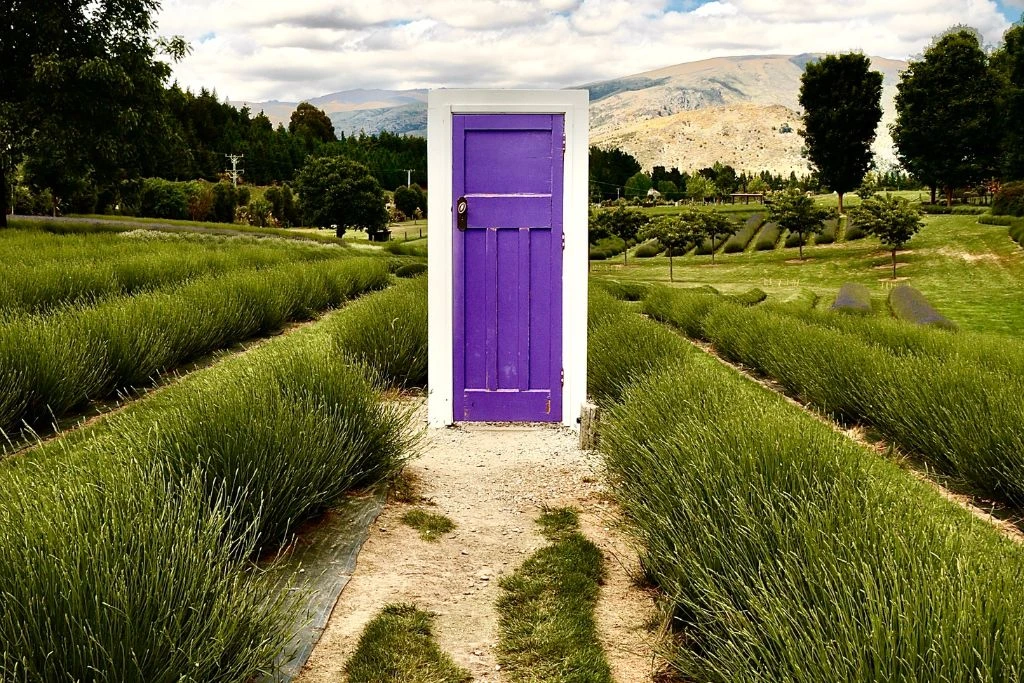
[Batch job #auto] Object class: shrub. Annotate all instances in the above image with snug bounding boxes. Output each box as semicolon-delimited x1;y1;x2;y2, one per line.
0;457;293;681
211;181;238;223
992;180;1024;217
726;288;767;306
816;219;838;244
589;235;626;261
844;219;867;240
383;240;428;258
588;288;691;404
633;239;663;258
596;279;649;302
919;203;953;214
599;333;1024;682
1011;222;1024;247
753;221;781;250
978;214;1016;226
0;258;390;438
888;285;956;329
641;286;721;340
328;277;428;389
247;198;274;227
395;262;427;278
830;283;872;315
653;295;1024;508
139;178;188;220
184;180;214;222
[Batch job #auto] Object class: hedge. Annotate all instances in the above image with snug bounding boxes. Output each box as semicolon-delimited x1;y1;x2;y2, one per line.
753;221;781;251
594;297;1024;682
888;285;956;329
830;283;872;315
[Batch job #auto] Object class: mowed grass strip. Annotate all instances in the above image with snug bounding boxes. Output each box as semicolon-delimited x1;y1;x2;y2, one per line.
495;507;612;683
0;256;389;440
643;285;1024;508
345;604;471;683
591;295;1024;682
0;282;422;679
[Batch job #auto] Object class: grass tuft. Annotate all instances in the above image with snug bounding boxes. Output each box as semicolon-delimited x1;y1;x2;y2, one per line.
496;508;611;683
345;604;472;683
401;509;457;541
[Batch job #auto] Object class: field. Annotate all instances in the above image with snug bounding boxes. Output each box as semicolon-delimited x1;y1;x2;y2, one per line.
0;222;431;679
5;197;1024;681
595;209;1024;334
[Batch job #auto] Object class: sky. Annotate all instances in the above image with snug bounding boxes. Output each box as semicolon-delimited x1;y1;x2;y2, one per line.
155;0;1022;102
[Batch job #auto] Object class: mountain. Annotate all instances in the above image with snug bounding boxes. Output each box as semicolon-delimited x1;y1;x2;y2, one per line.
237;54;907;174
232;88;427;137
587;54;906;175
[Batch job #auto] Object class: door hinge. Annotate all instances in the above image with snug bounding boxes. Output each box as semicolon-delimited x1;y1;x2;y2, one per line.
560;369;564;386
562;133;566;154
561;233;565;251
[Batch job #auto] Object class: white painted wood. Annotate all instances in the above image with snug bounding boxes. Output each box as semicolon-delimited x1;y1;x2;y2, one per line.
427;89;589;429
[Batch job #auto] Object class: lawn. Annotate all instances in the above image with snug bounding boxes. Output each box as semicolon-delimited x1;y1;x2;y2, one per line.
594;213;1024;334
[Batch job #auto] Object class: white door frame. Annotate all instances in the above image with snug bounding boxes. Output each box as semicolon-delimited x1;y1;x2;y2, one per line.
426;89;589;429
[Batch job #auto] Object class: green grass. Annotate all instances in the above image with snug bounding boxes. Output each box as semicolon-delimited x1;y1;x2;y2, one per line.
401;509;457;541
345;604;471;683
592;213;1024;335
495;507;611;683
592;294;1024;682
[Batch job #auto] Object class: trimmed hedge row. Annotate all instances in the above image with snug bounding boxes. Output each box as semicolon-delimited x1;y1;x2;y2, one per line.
644;287;1024;507
592;295;1024;682
816;218;838;244
843;219;867;240
0;257;389;439
753;221;781;250
888;285;956;329
722;213;764;254
0;283;417;680
0;229;340;316
830;282;872;314
633;239;663;258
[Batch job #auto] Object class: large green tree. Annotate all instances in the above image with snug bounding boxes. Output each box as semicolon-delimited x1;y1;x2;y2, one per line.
991;23;1024;180
289;102;337;145
0;1;187;225
798;53;883;215
891;29;1000;205
294;157;387;238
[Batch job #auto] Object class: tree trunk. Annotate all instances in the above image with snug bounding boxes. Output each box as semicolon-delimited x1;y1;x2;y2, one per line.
711;236;716;264
669;254;674;282
799;236;803;260
837;192;844;215
892;247;897;280
930;186;937;204
623;245;627;266
0;160;7;228
945;186;953;207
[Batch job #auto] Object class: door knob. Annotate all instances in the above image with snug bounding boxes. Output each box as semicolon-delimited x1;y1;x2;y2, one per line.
457;196;468;231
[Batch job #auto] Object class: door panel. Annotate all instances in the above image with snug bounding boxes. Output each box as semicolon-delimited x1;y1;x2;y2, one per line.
453;114;564;422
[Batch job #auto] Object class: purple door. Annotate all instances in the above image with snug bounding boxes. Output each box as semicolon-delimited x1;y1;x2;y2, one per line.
453;114;564;422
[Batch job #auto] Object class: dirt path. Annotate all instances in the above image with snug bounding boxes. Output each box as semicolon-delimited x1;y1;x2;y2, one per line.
296;409;657;682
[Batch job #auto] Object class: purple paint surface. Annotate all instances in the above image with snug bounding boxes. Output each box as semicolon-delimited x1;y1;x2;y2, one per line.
453;114;564;422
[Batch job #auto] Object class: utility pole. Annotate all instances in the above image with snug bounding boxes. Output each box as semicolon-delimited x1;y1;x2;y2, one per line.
403;169;414;187
225;154;245;187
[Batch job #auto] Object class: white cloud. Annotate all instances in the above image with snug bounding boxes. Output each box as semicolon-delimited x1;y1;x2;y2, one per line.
156;0;1013;101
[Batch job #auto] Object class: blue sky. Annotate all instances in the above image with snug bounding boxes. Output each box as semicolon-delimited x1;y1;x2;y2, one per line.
156;0;1017;101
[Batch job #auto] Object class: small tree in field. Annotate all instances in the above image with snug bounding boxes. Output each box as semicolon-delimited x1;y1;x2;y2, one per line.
768;190;830;259
698;210;737;265
593;204;649;265
294;157;387;238
849;195;923;279
642;213;699;281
